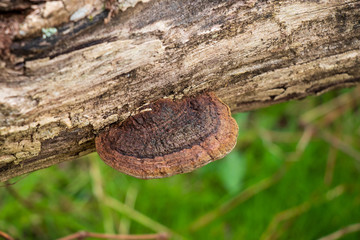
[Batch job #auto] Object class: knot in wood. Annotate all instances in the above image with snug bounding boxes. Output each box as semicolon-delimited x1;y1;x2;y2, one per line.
95;92;238;179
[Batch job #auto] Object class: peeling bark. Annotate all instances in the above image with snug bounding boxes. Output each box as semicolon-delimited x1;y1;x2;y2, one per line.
0;0;360;181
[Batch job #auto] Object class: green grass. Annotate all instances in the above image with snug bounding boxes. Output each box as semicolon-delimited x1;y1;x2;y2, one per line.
1;88;360;240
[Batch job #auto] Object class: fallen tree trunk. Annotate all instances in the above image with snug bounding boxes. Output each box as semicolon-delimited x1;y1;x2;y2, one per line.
0;0;359;182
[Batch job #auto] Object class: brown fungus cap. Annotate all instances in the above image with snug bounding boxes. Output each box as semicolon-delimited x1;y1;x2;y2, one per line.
95;92;238;179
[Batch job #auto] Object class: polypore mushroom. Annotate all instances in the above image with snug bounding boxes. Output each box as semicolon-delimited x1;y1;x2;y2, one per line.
95;92;238;179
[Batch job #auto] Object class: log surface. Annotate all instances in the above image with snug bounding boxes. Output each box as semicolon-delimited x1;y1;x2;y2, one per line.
1;0;360;181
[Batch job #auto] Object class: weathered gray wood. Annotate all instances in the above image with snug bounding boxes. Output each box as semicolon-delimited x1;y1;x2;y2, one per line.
1;0;360;182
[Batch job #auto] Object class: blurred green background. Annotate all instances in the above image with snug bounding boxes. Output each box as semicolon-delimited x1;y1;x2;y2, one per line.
1;87;360;240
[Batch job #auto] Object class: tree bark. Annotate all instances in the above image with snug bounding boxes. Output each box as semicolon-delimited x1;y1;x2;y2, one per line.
1;0;359;182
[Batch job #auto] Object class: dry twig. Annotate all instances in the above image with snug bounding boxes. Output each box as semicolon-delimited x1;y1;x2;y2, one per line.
260;185;345;240
0;231;14;240
324;148;337;186
89;158;181;239
57;231;168;240
318;223;360;240
190;167;285;231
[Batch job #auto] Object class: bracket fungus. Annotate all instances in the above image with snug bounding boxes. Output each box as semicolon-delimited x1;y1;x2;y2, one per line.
95;92;238;179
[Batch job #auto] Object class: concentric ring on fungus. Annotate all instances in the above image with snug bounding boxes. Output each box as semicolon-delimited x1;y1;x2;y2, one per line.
95;92;238;179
